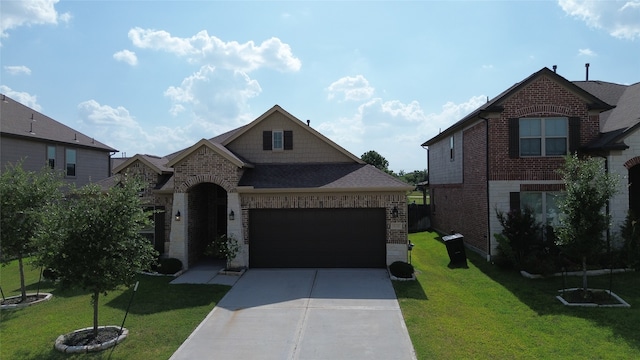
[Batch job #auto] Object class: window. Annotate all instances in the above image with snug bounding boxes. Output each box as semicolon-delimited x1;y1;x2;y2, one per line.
519;117;567;157
449;136;454;161
263;130;293;151
65;149;76;177
272;130;283;150
520;192;564;237
47;145;56;169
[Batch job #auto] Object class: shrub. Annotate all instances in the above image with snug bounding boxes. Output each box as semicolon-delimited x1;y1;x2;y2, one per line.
389;261;414;278
42;268;58;281
494;207;543;270
156;257;183;275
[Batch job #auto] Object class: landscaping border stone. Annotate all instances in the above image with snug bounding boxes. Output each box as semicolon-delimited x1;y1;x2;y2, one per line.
0;293;52;310
54;326;128;353
556;288;631;308
521;268;633;279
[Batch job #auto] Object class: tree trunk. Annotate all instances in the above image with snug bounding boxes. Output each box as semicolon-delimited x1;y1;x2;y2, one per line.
582;256;588;294
92;290;100;339
18;255;26;302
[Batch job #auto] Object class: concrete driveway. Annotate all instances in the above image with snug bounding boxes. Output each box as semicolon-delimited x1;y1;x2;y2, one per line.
170;268;416;360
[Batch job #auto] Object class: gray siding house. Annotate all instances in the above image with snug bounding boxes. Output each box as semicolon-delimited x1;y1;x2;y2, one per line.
0;94;116;186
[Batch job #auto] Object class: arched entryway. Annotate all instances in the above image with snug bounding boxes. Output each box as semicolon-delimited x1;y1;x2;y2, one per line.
187;183;228;266
630;164;640;216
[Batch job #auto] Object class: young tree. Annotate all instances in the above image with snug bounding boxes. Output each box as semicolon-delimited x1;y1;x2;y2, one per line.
555;154;618;293
0;162;63;303
35;176;157;339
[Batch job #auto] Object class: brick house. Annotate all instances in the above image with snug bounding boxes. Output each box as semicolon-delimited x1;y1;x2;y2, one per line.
110;105;413;269
422;67;639;259
0;94;116;186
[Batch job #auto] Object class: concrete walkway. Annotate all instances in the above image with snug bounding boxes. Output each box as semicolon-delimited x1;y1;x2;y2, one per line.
169;260;242;286
170;268;416;360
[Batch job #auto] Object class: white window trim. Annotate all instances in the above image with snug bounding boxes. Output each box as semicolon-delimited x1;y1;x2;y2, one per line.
272;130;284;151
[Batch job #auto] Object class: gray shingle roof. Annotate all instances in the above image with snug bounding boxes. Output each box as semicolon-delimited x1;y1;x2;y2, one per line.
577;81;640;151
238;163;412;190
0;94;116;152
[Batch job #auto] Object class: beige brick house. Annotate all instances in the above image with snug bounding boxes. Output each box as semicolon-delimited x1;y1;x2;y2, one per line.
422;67;639;259
111;105;413;269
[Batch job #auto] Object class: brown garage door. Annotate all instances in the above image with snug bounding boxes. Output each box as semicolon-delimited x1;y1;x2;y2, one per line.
249;208;386;268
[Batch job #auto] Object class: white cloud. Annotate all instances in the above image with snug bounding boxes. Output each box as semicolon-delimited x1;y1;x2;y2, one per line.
4;65;31;75
558;0;640;40
113;49;138;66
0;85;41;111
76;99;193;155
0;0;71;39
317;95;486;172
164;65;261;130
327;75;375;101
578;48;597;56
128;27;301;72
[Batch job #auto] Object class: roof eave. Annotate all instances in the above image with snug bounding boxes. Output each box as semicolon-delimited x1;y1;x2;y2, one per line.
237;186;414;194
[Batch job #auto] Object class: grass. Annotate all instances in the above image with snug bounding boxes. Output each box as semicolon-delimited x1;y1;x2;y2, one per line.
395;231;640;360
407;190;429;205
0;260;230;359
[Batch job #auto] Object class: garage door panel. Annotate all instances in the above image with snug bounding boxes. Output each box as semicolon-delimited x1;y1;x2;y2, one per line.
249;208;386;268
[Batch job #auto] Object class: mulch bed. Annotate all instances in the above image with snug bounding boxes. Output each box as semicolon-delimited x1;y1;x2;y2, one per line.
62;327;123;347
560;289;621;305
1;294;47;306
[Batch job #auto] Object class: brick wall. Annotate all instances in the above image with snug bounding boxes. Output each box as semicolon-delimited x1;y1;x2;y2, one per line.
462;121;488;252
488;75;599;181
119;160;173;252
173;145;243;193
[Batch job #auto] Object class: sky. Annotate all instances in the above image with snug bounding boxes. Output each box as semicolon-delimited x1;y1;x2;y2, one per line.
1;0;639;173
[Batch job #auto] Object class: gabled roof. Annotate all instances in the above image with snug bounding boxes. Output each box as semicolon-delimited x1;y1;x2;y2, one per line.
166;138;253;168
0;94;116;152
222;105;364;164
422;67;614;146
113;154;173;174
237;163;413;193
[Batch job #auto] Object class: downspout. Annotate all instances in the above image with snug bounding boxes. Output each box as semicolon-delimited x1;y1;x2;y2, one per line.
480;116;491;261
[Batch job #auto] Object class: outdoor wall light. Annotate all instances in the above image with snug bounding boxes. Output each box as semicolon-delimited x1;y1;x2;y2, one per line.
175;211;181;221
229;210;235;221
391;206;399;218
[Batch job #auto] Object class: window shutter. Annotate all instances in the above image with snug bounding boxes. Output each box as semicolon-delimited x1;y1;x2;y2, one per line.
509;192;520;212
263;131;272;150
568;117;580;154
509;118;519;159
284;130;293;150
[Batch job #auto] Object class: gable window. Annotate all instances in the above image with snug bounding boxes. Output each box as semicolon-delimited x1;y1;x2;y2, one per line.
65;148;76;177
263;130;293;151
273;130;284;150
449;136;455;161
519;117;568;157
47;145;56;169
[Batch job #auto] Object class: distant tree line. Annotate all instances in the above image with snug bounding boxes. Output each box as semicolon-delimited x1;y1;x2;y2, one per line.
360;150;427;186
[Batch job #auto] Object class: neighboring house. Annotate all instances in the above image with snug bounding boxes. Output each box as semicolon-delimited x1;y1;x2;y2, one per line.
422;67;639;259
109;105;413;269
0;94;116;186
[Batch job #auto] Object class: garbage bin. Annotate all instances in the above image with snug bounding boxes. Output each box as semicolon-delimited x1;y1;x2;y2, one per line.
442;233;467;267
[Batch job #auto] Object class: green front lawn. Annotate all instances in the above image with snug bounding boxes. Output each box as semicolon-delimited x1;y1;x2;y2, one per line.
395;231;640;359
0;260;229;359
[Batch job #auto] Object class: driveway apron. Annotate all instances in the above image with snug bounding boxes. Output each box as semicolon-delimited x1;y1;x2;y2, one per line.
170;268;416;360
